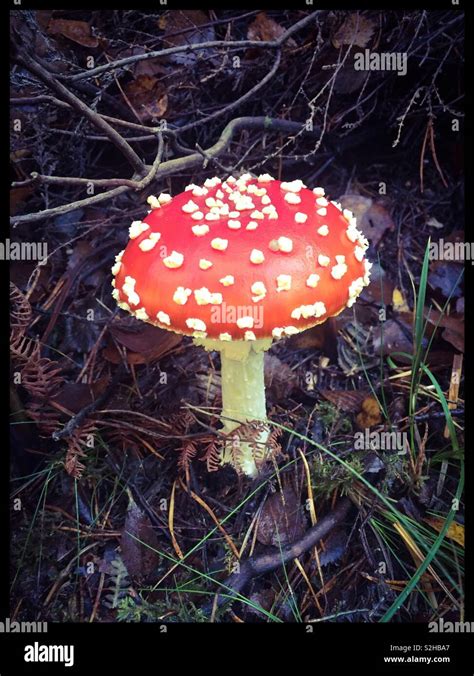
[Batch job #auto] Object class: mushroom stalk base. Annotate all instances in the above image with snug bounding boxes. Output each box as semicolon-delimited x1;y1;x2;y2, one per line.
193;338;273;477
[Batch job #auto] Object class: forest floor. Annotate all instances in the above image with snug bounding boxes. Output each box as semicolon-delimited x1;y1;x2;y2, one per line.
9;9;464;623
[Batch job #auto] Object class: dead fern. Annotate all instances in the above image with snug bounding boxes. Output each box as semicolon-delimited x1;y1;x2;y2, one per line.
64;420;96;479
228;420;283;471
26;401;62;437
21;358;64;400
201;440;221;472
10;282;39;364
170;409;197;435
10;282;32;332
177;441;198;472
10;332;40;363
103;556;130;610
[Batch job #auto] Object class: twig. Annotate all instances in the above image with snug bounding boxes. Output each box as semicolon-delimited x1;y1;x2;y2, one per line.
203;497;352;614
177;49;282;134
61;11;321;83
52;365;127;441
13;48;146;177
10;185;131;226
11;116;316;225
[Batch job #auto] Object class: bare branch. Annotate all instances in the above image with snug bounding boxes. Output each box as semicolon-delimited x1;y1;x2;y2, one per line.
13;134;164;192
178;49;282;134
13;49;146;177
61;11;321;83
10;116;315;226
203;498;352;613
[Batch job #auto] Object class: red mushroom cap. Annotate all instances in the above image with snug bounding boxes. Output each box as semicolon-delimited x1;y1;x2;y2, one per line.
112;174;372;341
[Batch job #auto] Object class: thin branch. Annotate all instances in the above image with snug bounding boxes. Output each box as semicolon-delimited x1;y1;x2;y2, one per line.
11;116;316;225
203;497;352;614
11;96;194;151
12;133;164;191
13;48;146;177
61;11;321;83
177;49;283;134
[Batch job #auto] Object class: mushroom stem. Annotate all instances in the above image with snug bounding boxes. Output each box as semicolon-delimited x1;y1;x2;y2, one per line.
194;337;272;476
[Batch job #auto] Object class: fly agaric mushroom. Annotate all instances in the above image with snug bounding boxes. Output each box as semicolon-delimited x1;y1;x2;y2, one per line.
111;174;371;476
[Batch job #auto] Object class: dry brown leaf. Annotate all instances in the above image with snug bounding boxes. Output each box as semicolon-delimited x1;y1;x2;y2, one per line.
338;194;395;247
332;14;376;49
372;319;412;356
257;487;305;547
51;378;109;414
104;322;182;364
334;65;368;94
124;75;168;122
286;324;326;350
264;354;298;401
361;262;395;306
10;186;34;215
424;310;464;353
47;19;99;48
321;389;370;413
286;317;340;360
158;10;216;66
121;497;161;580
429;260;463;300
159;9;209;36
247;12;296;46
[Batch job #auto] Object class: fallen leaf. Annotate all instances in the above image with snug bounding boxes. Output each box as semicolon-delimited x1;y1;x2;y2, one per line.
10;186;34;215
124;75;168;123
372;319;412;356
332;14;376;49
334;64;369;94
159;10;216;66
363;452;386;475
338;194;395;247
264;354;298;401
47;19;99;48
424;516;464;547
362;202;395;247
257;487;305;547
113;46;169;78
319;528;347;566
361;262;395;306
51;378;109;414
121;496;161;580
35;10;53;31
246;589;277;617
424;310;464;353
287;317;339;361
10;261;50;302
248;12;297;46
53;208;85;237
321;389;370;413
104;321;182;364
392;288;410;312
428;260;463;300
